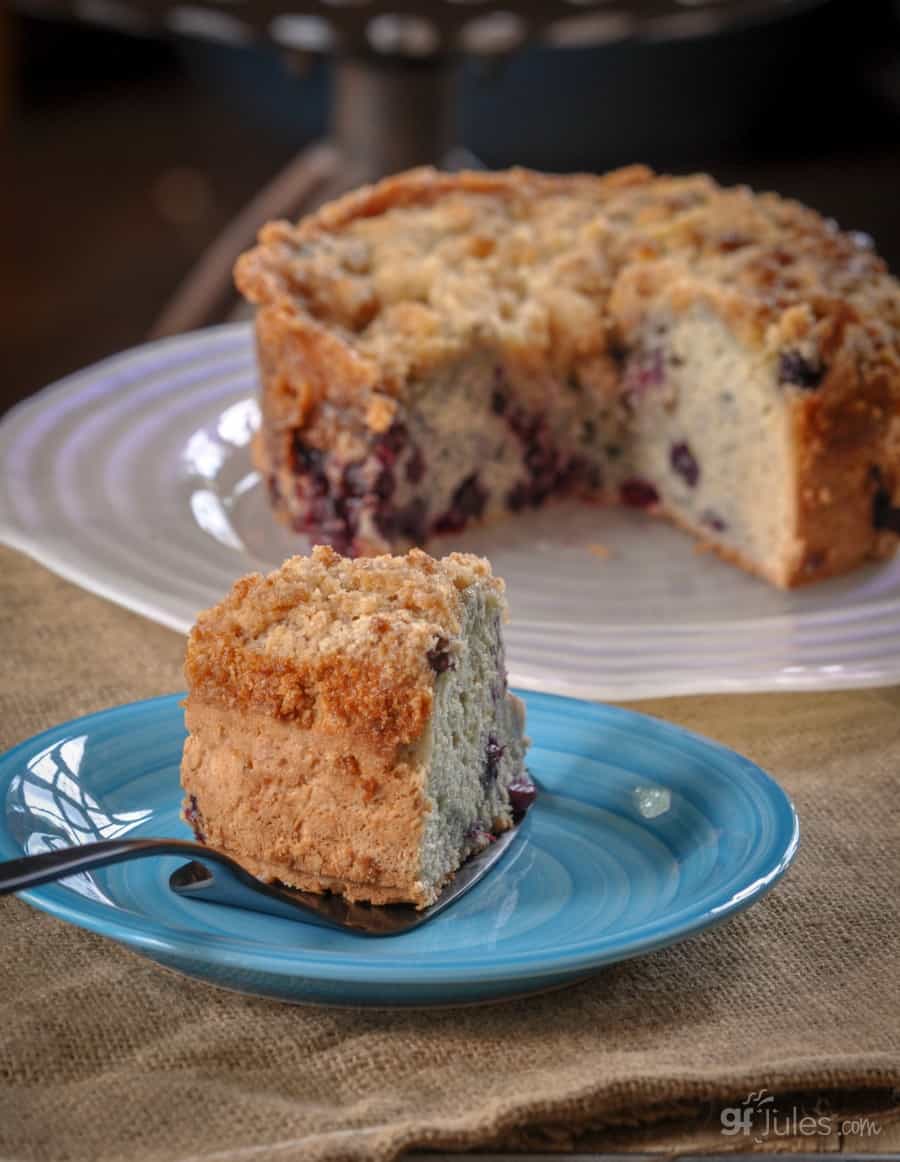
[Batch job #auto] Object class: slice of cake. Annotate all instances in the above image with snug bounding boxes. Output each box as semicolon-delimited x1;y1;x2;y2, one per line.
180;546;531;908
235;166;900;588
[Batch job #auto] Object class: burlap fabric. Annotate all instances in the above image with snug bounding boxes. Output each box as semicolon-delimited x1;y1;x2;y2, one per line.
1;544;898;1162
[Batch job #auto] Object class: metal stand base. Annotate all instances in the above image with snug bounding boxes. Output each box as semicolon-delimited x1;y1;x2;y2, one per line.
150;53;461;337
333;55;456;180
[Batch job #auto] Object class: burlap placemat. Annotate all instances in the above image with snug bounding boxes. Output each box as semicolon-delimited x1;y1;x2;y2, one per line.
1;544;898;1162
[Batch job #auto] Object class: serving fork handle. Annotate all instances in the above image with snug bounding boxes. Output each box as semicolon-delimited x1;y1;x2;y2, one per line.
0;837;218;894
0;838;394;933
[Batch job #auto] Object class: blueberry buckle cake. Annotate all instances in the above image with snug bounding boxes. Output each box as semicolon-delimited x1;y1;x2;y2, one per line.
180;546;531;908
236;166;900;588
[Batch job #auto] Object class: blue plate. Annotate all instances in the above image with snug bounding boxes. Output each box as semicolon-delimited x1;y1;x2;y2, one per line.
0;692;798;1006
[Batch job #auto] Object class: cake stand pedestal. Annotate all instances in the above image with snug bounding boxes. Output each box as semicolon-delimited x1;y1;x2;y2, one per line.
12;0;822;331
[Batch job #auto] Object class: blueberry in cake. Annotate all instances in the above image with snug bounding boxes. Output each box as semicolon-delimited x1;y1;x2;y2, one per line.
236;166;900;588
180;546;531;908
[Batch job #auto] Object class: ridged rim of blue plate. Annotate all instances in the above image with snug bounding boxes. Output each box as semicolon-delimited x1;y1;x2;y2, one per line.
0;692;799;989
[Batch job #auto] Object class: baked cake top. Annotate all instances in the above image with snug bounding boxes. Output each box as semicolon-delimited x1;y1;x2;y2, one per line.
184;546;504;745
236;166;900;398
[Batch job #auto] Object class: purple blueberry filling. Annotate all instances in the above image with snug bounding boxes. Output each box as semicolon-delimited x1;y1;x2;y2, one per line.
289;420;436;553
370;423;412;503
670;441;699;487
374;466;395;500
507;406;540;444
873;481;900;534
434;473;488;534
291;436;327;480
524;438;561;495
292;439;336;526
302;495;354;555
623;347;665;401
185;794;206;844
503;408;591;511
778;350;824;390
290;436;357;554
405;448;425;485
465;823;497;847
491;365;509;416
608;339;627;371
482;735;506;787
375;423;408;465
620;479;659;509
700;508;728;533
455;474;488;518
377;497;428;543
427;637;454;674
507;777;537;821
506;482;531;513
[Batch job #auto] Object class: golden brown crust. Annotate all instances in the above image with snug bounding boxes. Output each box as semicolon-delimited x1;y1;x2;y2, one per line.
236;167;900;588
786;332;900;584
184;545;503;748
181;700;433;906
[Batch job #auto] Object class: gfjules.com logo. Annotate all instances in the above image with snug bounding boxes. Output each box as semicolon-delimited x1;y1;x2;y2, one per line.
721;1089;883;1144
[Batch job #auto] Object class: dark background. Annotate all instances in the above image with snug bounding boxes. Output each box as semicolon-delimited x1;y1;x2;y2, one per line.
2;0;899;412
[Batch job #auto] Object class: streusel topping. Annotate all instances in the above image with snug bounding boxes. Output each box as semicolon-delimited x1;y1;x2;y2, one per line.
236;167;900;387
184;548;505;739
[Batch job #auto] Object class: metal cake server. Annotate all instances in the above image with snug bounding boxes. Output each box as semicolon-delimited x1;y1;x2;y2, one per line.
0;796;535;936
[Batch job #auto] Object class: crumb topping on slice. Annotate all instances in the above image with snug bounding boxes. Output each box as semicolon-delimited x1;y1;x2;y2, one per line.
184;547;504;744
